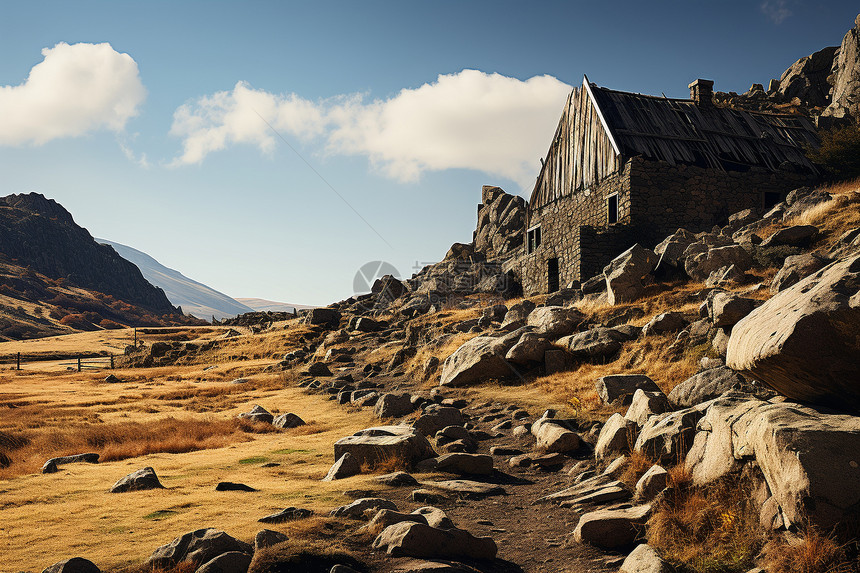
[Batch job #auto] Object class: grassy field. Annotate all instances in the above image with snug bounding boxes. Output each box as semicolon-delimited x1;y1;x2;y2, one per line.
0;328;385;572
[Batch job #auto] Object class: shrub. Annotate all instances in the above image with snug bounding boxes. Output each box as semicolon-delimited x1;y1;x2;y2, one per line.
58;314;96;331
807;124;860;181
99;319;123;329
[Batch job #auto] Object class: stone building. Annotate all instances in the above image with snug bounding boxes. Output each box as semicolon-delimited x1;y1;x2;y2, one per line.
516;77;820;295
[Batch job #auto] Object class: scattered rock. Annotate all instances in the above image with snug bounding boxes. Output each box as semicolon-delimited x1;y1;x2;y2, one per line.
572;504;651;549
147;529;252;570
595;413;637;459
604;244;658;304
634;407;704;465
109;467;164;493
635;466;669;501
215;482;257;492
237;404;274;424
439;335;517;386
258;507;313;523
641;312;688;336
195;551;252;573
619;543;672;573
771;252;830;293
308;362;332;377
668;367;755;408
376;471;419;487
330;498;397;519
686;245;753;282
103;374;121;384
709;292;755;328
323;452;361;481
596;374;660;405
334;425;436;467
526;306;585;337
375;393;415;419
760;224;819;248
413;406;464;436
560;326;637;361
254;529;289;551
624;390;671;427
505;332;552;365
41;453;99;473
372;522;497;560
41;558;101;573
272;412;305;429
419;479;506;499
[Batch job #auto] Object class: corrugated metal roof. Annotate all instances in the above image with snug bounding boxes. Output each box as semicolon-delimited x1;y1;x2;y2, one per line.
588;83;819;173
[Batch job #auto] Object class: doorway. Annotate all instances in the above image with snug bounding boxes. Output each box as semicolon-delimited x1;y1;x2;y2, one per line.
547;257;560;293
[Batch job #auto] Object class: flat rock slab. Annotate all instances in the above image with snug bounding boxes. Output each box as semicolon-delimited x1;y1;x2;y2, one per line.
573;504;652;549
419;480;506;499
335;426;436;466
373;522;497;560
42;453;99;473
259;507;313;523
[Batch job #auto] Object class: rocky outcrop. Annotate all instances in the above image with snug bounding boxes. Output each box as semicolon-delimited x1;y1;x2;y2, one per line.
726;254;860;412
474;186;526;259
822;14;860;123
777;46;839;108
604;244;657;304
439;334;518;386
147;529;251;570
686;394;860;530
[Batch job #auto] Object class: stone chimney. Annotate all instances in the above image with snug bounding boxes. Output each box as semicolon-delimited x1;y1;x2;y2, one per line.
688;79;714;107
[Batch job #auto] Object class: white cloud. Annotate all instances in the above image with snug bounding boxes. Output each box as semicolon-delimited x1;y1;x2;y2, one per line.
0;42;146;146
760;0;792;24
169;70;572;187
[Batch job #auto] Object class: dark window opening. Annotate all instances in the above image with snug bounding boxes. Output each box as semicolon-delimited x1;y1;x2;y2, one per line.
763;191;782;209
527;225;542;254
547;258;560;293
607;194;618;224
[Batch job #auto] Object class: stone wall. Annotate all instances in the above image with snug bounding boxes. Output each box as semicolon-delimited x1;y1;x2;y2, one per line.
627;156;813;246
517;156;814;295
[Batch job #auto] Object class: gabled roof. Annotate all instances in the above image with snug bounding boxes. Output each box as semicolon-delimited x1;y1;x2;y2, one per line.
585;78;819;172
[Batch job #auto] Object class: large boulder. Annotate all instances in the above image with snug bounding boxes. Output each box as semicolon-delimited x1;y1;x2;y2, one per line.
109;467;164;493
668;367;754;408
526;306;585;337
604;244;658;304
375;393;415;419
504;332;552;364
685;395;860;530
304;307;341;327
474;186;527;260
534;421;581;454
771;252;830;294
334;426;436;467
596;374;660;405
559;325;637;361
147;529;252;570
372;522;497;560
595;413;638;459
500;300;536;330
685;245;753;282
195;552;252;573
412;406;464;436
322;452;361;481
237;404;273;425
634;407;705;465
760;225;819;248
439;335;517;387
708;292;755;328
619;543;672;573
625;389;671;427
726;254;860;412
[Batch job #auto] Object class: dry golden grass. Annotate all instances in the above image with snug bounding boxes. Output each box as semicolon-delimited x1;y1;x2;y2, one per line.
648;471;765;573
762;529;859;573
617;450;655;488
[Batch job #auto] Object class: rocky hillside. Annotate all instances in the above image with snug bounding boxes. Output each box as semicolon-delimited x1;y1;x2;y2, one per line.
90;179;859;573
0;193;201;339
716;14;860;126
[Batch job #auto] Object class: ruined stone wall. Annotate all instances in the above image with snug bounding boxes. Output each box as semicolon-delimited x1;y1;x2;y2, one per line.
627;156;813;246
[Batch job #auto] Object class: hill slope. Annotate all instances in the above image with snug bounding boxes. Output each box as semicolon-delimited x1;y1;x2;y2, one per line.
98;239;254;320
236;297;314;313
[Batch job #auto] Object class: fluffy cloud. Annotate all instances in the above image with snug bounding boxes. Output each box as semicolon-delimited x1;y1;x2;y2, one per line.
169;70;571;187
0;42;146;145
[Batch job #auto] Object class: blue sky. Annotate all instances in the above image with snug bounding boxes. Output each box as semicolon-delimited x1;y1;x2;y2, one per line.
1;1;857;306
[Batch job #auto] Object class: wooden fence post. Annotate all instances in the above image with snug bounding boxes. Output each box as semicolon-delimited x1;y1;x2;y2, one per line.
110;355;115;369
17;352;21;371
77;355;81;372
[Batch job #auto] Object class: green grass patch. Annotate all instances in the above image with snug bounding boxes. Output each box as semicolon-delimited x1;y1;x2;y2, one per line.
238;456;269;464
143;509;178;520
271;448;311;455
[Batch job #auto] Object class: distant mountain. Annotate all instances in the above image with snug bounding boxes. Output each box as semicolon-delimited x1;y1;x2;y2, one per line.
0;193;199;340
98;239;254;321
236;298;315;313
